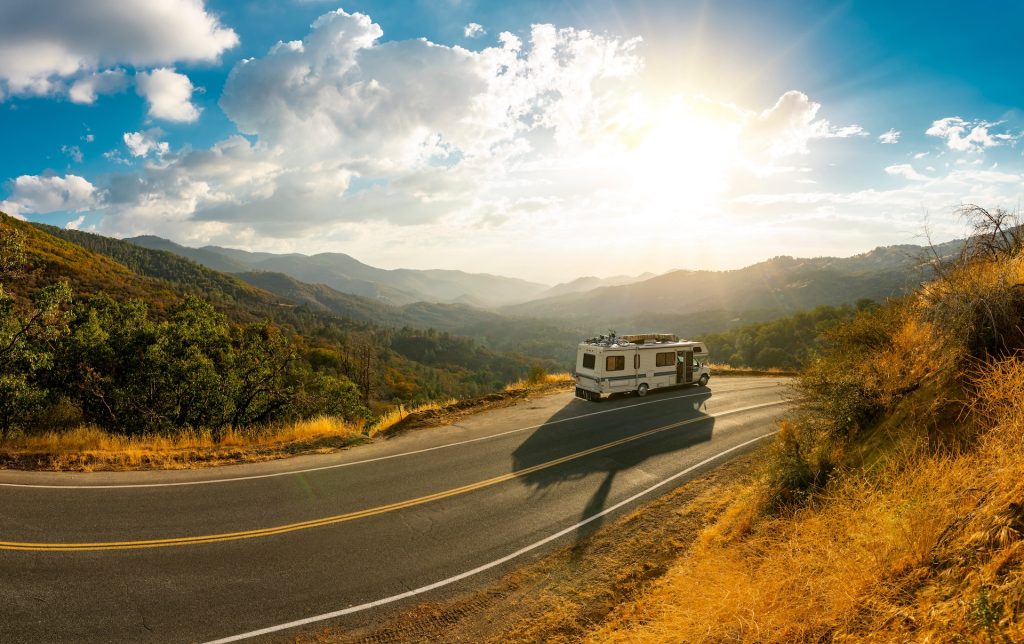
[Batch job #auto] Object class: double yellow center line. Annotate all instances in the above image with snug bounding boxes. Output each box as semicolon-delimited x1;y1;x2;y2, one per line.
0;401;785;552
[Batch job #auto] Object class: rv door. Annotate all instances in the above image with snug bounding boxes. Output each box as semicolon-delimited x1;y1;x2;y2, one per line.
677;350;694;384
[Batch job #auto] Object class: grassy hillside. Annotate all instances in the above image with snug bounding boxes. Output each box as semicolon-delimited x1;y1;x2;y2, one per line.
585;208;1024;641
31;223;300;323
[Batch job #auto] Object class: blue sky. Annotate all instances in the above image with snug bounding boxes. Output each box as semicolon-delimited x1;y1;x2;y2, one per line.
2;0;1023;281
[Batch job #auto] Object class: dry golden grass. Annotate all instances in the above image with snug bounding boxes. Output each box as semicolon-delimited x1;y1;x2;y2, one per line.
503;371;574;391
0;371;576;470
589;452;985;642
706;362;797;376
366;399;458;437
367;372;573;438
0;416;367;471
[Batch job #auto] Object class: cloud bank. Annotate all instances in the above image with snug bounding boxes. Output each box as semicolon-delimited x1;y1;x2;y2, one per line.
0;0;237;100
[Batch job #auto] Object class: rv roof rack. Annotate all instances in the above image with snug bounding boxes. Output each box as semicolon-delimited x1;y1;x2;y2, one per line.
581;333;684;347
619;333;679;343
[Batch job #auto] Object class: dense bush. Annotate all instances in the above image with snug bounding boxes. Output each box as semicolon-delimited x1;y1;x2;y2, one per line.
765;206;1024;512
703;302;871;370
0;226;369;437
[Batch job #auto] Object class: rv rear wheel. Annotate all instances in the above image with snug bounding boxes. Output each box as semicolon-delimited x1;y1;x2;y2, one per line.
698;374;709;386
636;383;649;397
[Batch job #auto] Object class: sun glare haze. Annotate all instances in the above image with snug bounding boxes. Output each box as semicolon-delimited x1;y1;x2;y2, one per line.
1;0;1023;278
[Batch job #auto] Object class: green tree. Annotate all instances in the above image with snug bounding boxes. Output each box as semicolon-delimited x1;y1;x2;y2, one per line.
0;225;71;437
295;372;370;422
225;322;300;432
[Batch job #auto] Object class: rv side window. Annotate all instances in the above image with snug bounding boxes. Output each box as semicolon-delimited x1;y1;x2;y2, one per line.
693;346;703;353
606;355;625;371
582;354;596;369
656;352;674;367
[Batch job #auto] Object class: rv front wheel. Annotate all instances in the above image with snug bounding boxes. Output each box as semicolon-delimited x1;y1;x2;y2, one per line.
698;374;709;387
636;383;649;397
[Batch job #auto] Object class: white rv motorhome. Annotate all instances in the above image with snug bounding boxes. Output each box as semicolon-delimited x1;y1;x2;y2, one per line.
574;333;710;401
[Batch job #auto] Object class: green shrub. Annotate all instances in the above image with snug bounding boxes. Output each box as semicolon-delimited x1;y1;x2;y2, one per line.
527;365;548;385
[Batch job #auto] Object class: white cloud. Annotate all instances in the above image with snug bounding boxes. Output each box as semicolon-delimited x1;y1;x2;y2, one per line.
0;0;237;99
0;174;96;216
61;144;84;163
103;149;132;166
878;128;900;144
96;135;286;238
731;159;1024;254
885;163;928;181
69;68;128;103
65;214;86;230
136;68;201;122
41;9;884;277
123;129;169;158
743;90;866;160
926;116;1017;152
464;22;486;38
196;9;643;233
221;12;641;167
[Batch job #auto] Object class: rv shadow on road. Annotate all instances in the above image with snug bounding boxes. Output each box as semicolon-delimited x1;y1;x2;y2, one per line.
511;387;714;555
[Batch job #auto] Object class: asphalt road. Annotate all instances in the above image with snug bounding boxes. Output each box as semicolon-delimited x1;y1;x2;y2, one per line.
0;376;792;643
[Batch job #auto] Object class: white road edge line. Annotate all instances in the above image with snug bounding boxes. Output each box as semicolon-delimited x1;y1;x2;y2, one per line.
204;423;784;643
0;383;786;490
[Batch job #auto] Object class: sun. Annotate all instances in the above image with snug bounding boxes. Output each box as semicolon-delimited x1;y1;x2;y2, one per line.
621;97;739;217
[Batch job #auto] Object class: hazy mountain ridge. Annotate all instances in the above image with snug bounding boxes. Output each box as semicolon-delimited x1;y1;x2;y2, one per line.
233;270;588;365
127;236;549;307
122;233;971;366
501;241;962;324
235;270;507;330
126;235;963;324
538;273;656;299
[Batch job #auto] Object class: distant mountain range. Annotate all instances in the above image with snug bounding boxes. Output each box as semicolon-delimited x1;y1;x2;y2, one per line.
127;234;961;335
501;240;962;327
127;236;549;307
537;273;657;299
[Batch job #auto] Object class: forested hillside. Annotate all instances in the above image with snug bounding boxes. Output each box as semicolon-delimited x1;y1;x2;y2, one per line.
41;223;589;369
0;215;557;442
703;302;873;370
